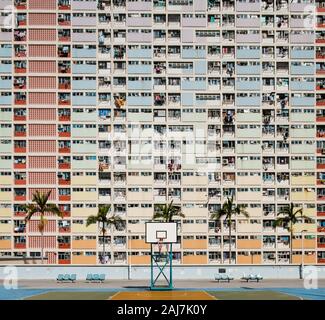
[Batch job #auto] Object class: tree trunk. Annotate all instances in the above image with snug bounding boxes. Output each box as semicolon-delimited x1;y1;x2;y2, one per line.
290;224;293;264
229;217;232;264
102;222;105;264
41;230;44;264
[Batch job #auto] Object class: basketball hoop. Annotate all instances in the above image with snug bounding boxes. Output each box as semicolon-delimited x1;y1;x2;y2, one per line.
145;222;178;290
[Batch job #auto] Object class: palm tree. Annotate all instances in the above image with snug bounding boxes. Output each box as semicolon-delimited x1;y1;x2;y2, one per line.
86;205;122;264
24;190;63;264
211;196;249;264
274;202;313;264
153;200;185;222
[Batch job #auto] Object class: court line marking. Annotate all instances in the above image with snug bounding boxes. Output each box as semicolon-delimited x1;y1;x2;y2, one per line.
108;292;121;300
204;291;218;300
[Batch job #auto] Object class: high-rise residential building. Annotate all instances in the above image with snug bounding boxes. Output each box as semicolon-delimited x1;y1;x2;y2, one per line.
0;0;325;265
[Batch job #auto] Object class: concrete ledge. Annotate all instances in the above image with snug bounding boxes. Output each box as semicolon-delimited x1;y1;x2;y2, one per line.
0;265;324;280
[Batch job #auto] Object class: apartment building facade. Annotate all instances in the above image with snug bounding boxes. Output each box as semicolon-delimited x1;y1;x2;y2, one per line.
0;0;325;265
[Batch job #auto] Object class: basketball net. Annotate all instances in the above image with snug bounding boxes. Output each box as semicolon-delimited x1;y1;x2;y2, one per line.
158;238;164;255
157;239;170;256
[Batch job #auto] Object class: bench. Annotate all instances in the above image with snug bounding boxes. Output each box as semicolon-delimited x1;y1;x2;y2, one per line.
241;274;263;282
57;274;76;283
86;273;105;283
214;274;234;282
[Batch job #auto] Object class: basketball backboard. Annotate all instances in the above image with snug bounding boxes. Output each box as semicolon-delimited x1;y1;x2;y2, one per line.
145;222;177;244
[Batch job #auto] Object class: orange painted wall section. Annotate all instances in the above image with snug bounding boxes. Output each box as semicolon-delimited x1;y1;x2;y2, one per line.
292;254;317;264
130;255;150;265
237;239;262;249
0;240;11;249
182;239;207;249
292;239;316;249
71;255;97;265
182;255;208;264
128;240;150;250
237;254;262;264
72;240;97;250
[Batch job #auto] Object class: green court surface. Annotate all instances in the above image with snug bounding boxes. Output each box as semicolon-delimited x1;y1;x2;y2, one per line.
25;291;116;300
24;290;301;300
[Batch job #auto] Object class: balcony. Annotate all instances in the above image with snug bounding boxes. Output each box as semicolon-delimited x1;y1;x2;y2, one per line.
58;95;71;106
14;179;26;186
14;242;26;249
14;0;27;9
14;195;26;201
58;0;71;10
58;242;71;249
58;195;71;202
58;258;71;265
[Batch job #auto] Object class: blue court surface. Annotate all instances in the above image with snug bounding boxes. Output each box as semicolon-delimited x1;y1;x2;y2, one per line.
0;286;324;300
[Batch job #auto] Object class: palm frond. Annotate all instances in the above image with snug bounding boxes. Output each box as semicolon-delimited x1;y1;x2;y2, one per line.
24;204;38;222
45;203;64;219
86;215;98;227
152;201;183;222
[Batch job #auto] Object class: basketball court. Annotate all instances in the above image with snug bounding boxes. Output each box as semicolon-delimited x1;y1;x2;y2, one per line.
23;289;304;300
5;224;325;301
110;291;216;300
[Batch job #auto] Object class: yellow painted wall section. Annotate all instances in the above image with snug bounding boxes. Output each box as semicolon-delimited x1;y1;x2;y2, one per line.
291;191;315;201
0;193;11;201
237;175;261;185
291;176;315;185
72;255;97;265
72;239;97;249
182;239;207;249
182;255;208;264
292;254;316;264
128;224;146;233
292;239;316;249
246;207;262;217
237;192;262;201
237;223;262;233
128;176;152;185
182;192;207;202
0;224;11;233
0;176;12;185
128;239;150;250
182;224;208;233
127;207;152;217
182;207;207;217
182;176;207;186
0;240;11;249
71;192;97;201
71;176;97;185
71;224;97;233
130;255;150;265
0;208;11;217
237;239;262;249
128;192;153;201
71;207;97;217
303;207;316;217
292;224;317;233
